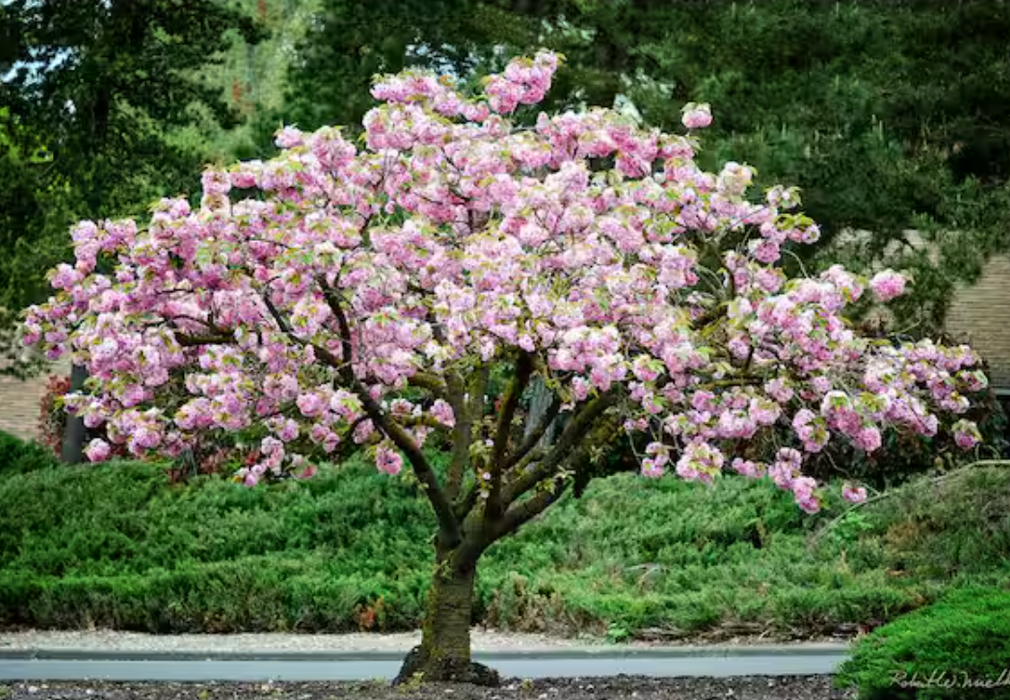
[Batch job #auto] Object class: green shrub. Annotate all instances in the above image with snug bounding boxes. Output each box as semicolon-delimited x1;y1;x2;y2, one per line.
853;466;1010;580
837;587;1010;699
0;430;59;475
3;453;1010;638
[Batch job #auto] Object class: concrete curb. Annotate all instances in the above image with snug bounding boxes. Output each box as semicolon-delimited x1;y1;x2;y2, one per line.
0;643;851;662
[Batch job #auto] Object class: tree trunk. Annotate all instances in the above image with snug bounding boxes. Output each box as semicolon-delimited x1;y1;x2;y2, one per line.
524;376;556;448
60;363;87;464
394;547;499;686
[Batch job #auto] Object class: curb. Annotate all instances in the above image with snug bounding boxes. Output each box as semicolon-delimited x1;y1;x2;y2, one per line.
0;643;851;662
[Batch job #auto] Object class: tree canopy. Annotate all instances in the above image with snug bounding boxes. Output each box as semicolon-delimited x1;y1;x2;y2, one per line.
24;51;988;682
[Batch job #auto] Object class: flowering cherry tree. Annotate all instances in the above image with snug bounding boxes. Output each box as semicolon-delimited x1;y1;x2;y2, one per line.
25;51;986;684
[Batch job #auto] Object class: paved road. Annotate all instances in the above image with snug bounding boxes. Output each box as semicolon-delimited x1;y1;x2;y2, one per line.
0;647;849;681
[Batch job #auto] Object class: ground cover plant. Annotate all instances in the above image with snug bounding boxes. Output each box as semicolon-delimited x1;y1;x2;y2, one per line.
4;438;1009;651
837;587;1010;699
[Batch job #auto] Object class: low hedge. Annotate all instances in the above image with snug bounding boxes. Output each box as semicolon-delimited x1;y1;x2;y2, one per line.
837;587;1010;699
0;429;60;475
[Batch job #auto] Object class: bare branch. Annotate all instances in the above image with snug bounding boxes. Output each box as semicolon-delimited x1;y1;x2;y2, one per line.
487;352;534;520
504;388;622;505
316;276;462;547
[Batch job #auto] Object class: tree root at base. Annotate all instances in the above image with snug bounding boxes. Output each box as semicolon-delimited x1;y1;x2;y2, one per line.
392;644;501;687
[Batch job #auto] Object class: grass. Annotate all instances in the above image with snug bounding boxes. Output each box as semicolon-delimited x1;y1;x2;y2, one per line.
837;587;1010;699
3;435;1010;638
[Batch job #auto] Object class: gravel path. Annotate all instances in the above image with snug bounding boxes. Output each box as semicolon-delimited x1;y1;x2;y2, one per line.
0;677;857;699
0;630;850;655
0;630;580;654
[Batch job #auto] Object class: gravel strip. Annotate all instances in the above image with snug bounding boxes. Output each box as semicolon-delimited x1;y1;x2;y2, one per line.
0;677;857;699
0;630;850;655
0;631;586;654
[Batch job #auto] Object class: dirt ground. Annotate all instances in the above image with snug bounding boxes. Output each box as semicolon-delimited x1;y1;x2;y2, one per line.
1;676;857;699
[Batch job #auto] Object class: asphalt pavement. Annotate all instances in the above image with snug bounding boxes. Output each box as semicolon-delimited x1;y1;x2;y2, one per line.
0;645;850;681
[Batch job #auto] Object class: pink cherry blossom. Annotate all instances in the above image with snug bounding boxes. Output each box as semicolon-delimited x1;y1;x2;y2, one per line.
84;438;112;462
842;484;868;504
870;269;906;302
681;103;713;129
952;419;981;450
376;445;404;475
21;50;984;506
430;399;456;428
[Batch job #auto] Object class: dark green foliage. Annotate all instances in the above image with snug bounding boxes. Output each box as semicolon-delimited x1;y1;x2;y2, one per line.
4;0;264;215
837;587;1010;700
0;456;437;631
843;466;1010;582
0;430;60;476
4;441;1010;637
287;0;538;133
0;105;74;376
0;0;265;370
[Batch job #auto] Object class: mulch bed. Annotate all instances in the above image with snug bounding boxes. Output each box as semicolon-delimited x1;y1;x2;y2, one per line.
2;676;856;699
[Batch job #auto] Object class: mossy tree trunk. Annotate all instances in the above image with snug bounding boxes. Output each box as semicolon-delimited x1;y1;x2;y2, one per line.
380;377;619;685
394;544;499;685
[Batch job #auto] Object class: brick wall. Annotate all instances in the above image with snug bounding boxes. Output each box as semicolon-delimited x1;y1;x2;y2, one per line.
0;371;48;441
944;255;1010;389
0;358;70;441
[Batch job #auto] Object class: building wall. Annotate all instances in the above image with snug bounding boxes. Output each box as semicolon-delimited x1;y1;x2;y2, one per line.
944;255;1010;389
0;371;48;441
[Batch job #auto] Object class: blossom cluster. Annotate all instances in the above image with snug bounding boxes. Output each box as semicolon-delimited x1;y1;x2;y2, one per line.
24;51;987;509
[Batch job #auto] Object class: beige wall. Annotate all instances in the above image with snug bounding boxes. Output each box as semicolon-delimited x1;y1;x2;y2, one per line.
0;371;49;441
945;255;1010;389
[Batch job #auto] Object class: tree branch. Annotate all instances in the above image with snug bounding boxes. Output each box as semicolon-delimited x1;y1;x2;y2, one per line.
506;392;561;470
689;302;727;332
453;483;482;522
504;388;622;505
496;478;570;540
487;352;534;520
448;366;489;508
444;372;468;500
317;276;462;546
261;292;292;334
695;376;763;391
408;372;448;399
175;333;233;347
260;290;343;367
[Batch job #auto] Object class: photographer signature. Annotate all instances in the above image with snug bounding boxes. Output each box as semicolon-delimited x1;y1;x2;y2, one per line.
892;669;1010;689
